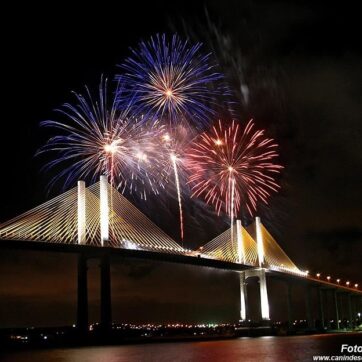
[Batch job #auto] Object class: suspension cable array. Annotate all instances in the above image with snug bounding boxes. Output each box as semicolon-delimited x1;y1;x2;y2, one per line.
0;178;303;275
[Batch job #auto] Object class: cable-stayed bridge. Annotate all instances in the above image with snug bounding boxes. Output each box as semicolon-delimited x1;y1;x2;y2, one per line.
0;176;360;333
0;177;302;273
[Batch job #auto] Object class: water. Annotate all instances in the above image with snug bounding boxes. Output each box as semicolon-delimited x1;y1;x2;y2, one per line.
1;333;361;362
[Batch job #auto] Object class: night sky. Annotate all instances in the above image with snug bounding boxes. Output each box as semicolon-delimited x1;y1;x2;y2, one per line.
0;1;361;327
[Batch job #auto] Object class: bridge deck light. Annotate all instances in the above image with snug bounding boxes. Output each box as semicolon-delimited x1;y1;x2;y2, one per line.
336;279;340;283
316;273;321;278
346;281;350;286
354;283;358;288
327;276;331;281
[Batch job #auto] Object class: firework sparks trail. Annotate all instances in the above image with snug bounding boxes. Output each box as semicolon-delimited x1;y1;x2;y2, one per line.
116;33;224;128
185;119;283;225
156;125;194;242
171;154;184;242
38;78;163;198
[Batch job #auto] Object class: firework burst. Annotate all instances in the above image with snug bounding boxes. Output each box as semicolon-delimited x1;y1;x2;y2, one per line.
116;33;224;127
186;120;283;222
39;78;162;198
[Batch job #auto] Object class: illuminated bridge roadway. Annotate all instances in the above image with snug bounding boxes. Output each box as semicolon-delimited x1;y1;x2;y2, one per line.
0;177;361;334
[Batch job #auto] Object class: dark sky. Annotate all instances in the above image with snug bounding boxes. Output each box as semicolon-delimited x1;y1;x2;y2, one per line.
0;1;361;327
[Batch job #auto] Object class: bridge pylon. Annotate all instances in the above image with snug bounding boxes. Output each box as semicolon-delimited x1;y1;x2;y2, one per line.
77;181;86;245
100;175;109;246
100;253;112;333
77;252;88;336
240;268;270;321
239;271;247;321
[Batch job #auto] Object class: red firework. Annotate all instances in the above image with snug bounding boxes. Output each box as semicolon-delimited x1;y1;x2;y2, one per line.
186;119;283;217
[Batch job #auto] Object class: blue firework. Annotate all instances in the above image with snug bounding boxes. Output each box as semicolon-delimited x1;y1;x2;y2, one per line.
116;34;224;128
38;78;164;198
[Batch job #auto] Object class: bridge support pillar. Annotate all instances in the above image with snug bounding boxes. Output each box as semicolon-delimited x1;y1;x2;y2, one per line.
318;288;325;329
351;296;356;328
338;293;344;324
287;283;293;328
347;294;353;329
333;289;340;330
77;253;88;335
305;286;313;328
239;272;247;321
259;269;269;320
353;295;360;326
244;268;270;321
100;253;112;333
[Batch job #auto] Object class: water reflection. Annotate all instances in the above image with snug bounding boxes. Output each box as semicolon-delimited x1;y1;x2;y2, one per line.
1;333;361;362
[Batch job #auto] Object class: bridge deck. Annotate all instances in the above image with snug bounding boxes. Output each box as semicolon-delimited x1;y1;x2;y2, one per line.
0;239;361;295
0;239;252;271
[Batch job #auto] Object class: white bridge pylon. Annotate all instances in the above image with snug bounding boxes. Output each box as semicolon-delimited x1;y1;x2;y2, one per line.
195;213;305;322
0;177;185;254
197;217;303;276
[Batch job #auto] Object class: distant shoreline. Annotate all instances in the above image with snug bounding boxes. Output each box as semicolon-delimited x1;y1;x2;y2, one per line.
1;324;361;352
